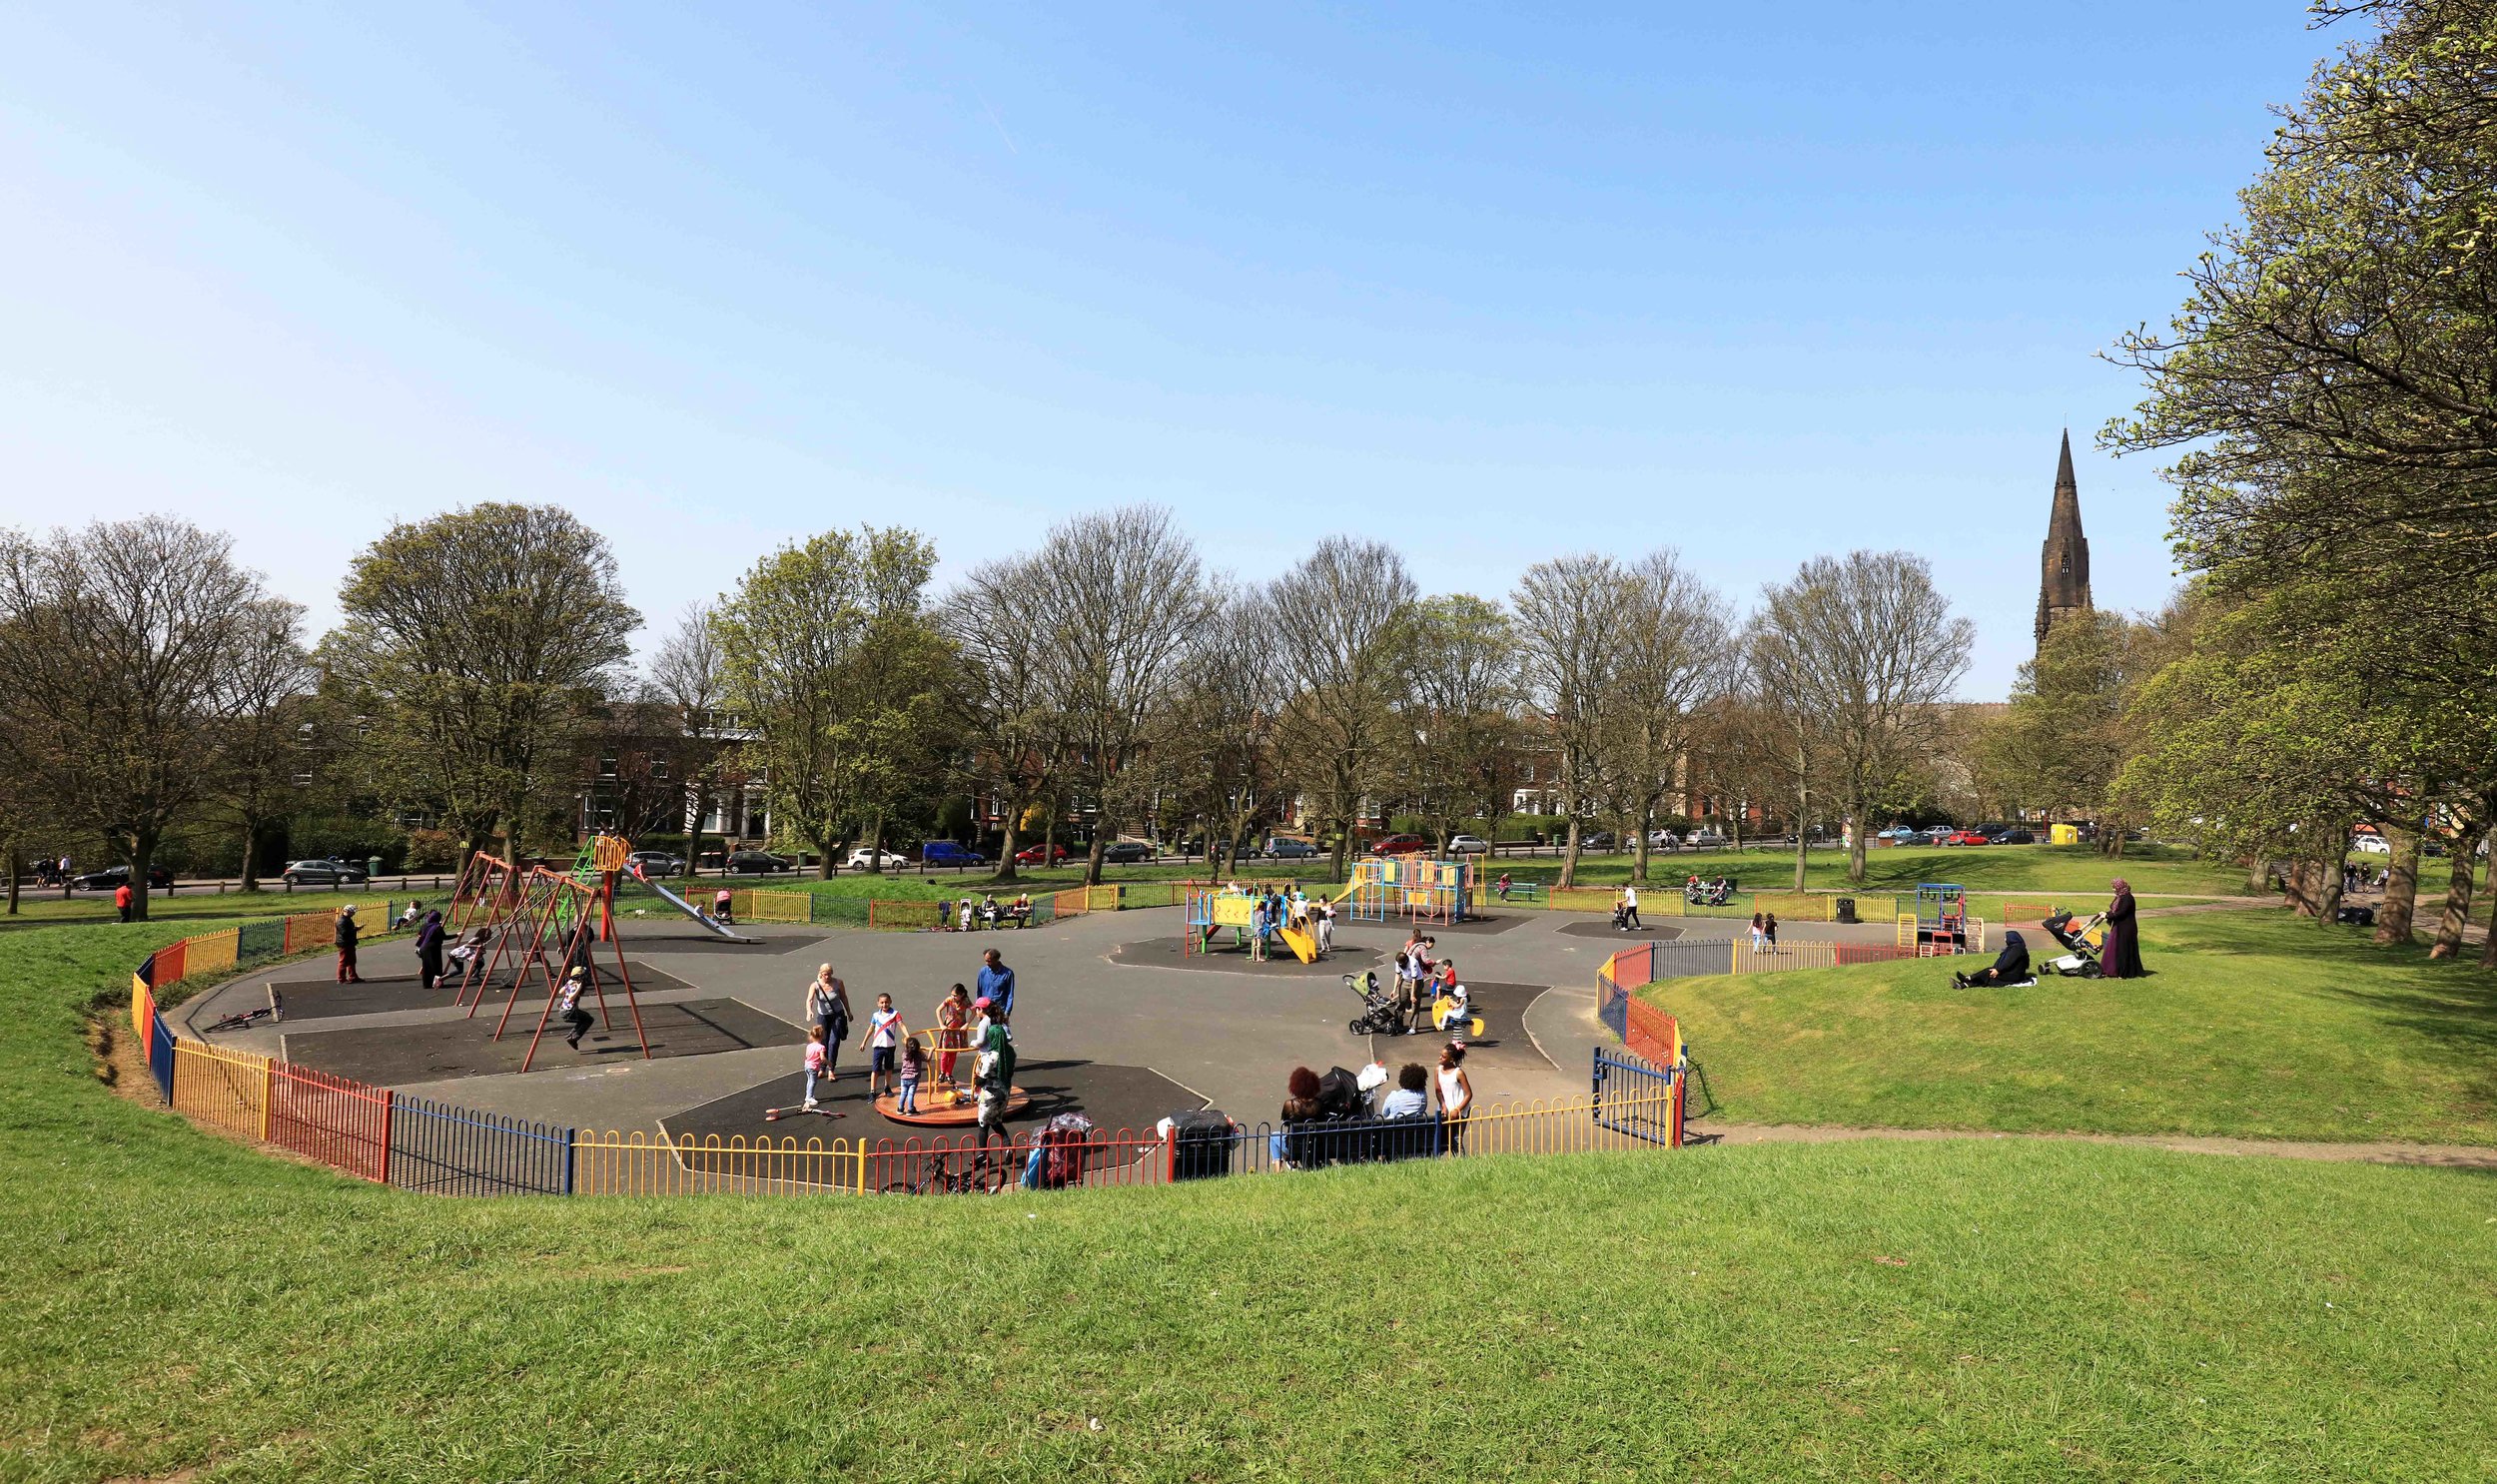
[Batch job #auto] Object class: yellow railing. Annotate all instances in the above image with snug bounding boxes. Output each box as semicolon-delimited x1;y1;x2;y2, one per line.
571;1129;867;1196
171;1040;274;1140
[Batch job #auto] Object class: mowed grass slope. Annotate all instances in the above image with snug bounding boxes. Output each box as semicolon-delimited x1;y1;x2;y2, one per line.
1645;911;2497;1144
6;922;2495;1480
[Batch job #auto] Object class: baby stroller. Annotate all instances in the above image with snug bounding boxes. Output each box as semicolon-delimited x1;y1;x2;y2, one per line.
2040;910;2105;978
1023;1112;1097;1189
1345;970;1403;1037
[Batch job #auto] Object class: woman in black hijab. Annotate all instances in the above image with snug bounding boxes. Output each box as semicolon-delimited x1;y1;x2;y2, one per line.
2102;878;2145;978
1954;930;2031;989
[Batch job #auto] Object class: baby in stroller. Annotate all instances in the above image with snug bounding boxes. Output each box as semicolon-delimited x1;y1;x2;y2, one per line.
1344;969;1403;1037
2038;910;2106;978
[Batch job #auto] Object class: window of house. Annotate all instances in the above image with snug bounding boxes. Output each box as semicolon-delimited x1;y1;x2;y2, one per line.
650;756;669;780
598;755;618;778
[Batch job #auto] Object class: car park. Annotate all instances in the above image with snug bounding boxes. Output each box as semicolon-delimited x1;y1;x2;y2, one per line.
918;841;988;867
626;850;686;878
1103;840;1157;864
1014;843;1071;866
278;860;364;886
725;850;793;874
77;864;178;891
1447;833;1492;854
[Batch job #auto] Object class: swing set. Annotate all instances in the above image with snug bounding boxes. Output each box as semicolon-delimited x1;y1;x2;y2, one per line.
446;839;649;1073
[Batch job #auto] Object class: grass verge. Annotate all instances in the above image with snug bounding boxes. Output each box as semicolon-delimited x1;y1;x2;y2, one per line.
1641;910;2497;1143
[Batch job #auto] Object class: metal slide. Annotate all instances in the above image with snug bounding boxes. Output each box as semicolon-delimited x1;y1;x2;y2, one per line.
630;866;761;943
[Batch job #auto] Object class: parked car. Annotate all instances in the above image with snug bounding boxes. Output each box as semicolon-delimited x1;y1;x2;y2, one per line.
1262;837;1321;860
278;860;364;886
2350;834;2393;856
1940;830;1991;847
625;850;686;878
1579;831;1617;851
845;847;910;871
1102;840;1157;864
1995;827;2036;845
1370;833;1429;856
77;864;178;891
1014;843;1071;866
1447;833;1492;855
1876;826;1922;842
1687;829;1727;849
917;841;988;867
725;850;793;874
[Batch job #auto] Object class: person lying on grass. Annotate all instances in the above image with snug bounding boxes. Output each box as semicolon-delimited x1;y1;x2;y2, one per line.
1953;931;2033;990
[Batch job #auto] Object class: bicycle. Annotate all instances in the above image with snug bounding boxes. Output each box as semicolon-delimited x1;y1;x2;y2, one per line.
879;1143;1010;1194
203;989;285;1035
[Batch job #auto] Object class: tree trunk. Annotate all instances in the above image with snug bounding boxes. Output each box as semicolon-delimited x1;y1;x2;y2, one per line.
867;812;886;875
815;832;836;881
684;781;706;887
1084;833;1107;887
994;809;1022;884
129;829;157;923
1633;810;1651;886
2480;865;2497;968
1846;810;1867;884
1047;811;1062;880
237;815;262;892
2242;854;2268;894
6;847;18;915
2429;832;2480;959
2374;824;2423;945
2314;843;2345;927
1558;818;1582;890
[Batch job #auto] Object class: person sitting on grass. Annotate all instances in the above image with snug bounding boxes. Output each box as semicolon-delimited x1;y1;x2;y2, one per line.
1953;930;2034;990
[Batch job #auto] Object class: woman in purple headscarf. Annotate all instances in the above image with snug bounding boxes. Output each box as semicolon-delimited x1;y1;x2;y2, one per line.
2102;879;2145;979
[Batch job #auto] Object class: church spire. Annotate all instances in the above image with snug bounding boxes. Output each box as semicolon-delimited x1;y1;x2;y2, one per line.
2036;429;2092;650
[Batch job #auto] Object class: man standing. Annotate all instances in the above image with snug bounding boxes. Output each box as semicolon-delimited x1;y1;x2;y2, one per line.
334;903;365;984
977;948;1016;1018
113;880;134;923
1622;882;1641;932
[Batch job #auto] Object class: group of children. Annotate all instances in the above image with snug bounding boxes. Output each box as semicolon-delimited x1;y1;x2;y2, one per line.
1238;884;1334;961
1747;911;1781;951
798;957;1021;1142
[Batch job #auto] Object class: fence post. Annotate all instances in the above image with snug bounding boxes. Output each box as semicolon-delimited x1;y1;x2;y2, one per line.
563;1127;577;1195
380;1091;396;1186
260;1058;275;1140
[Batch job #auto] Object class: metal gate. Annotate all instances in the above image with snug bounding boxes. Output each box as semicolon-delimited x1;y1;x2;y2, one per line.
1591;1046;1682;1147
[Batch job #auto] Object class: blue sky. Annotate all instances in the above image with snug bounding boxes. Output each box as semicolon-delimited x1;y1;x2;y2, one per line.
0;3;2335;692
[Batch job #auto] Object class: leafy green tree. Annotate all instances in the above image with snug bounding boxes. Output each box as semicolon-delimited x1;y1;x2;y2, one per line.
712;526;949;878
325;503;638;864
1398;593;1522;854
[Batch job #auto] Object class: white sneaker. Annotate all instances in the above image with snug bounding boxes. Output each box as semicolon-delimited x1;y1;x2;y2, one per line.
801;1098;819;1110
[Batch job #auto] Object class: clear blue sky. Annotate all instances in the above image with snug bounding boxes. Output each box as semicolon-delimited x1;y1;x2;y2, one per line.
0;3;2336;692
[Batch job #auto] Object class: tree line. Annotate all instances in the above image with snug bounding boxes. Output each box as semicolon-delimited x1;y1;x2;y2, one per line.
0;498;1981;918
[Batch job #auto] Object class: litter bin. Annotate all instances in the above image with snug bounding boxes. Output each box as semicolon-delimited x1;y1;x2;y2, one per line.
1166;1111;1240;1181
1835;897;1858;925
366;856;384;883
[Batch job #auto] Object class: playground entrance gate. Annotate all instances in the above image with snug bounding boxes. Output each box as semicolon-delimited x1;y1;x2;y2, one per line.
1590;1046;1682;1147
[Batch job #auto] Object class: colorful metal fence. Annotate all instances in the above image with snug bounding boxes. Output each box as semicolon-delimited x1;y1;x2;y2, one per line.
391;1097;572;1195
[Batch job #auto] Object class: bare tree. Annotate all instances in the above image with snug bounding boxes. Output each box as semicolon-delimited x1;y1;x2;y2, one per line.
1399;593;1521;852
1750;552;1975;885
1269;538;1418;881
645;603;732;876
0;518;280;919
939;557;1062;883
1510;554;1625;888
209;598;318;891
1172;581;1293;876
1026;507;1212;885
1592;551;1733;885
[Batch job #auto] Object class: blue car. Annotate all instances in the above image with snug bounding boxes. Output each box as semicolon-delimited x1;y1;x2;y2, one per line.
919;841;989;867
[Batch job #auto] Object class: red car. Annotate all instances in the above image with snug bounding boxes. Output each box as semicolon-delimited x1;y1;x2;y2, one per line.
1012;843;1070;865
1940;830;1991;847
1369;833;1428;856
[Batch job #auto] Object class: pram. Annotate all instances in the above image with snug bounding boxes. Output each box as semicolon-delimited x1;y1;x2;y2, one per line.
1345;970;1403;1037
2040;910;2106;978
1023;1112;1097;1189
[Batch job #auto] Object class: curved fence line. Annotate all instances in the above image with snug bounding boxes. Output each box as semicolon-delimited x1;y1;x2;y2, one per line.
125;914;1688;1196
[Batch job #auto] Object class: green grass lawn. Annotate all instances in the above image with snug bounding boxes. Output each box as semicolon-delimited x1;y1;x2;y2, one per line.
0;886;424;930
1535;841;2258;897
9;920;2497;1479
1642;910;2497;1144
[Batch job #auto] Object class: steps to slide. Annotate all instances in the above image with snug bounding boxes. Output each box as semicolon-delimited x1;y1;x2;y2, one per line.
631;867;761;943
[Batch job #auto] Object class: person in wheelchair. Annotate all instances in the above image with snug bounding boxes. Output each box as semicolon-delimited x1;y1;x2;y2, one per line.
1953;930;2034;989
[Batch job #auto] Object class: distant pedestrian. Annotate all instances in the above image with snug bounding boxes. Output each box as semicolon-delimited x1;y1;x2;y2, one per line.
1749;912;1766;952
1762;912;1779;950
1495;871;1512;902
977;948;1017;1017
334;904;364;983
415;909;446;990
1621;883;1641;931
114;881;134;923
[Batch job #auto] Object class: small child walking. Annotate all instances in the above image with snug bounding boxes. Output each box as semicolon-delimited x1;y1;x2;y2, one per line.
860;993;909;1100
897;1037;926;1114
801;1026;829;1109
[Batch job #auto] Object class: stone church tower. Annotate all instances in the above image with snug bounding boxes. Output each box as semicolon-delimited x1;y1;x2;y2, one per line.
2035;429;2092;649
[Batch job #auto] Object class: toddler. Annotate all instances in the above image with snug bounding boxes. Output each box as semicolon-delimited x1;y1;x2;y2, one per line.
801;1026;828;1109
897;1037;926;1114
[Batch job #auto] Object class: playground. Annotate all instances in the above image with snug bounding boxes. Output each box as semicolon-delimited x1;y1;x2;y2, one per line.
163;841;1926;1161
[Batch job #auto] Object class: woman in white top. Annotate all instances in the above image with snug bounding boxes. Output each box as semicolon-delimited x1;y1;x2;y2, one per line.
1436;1043;1473;1154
